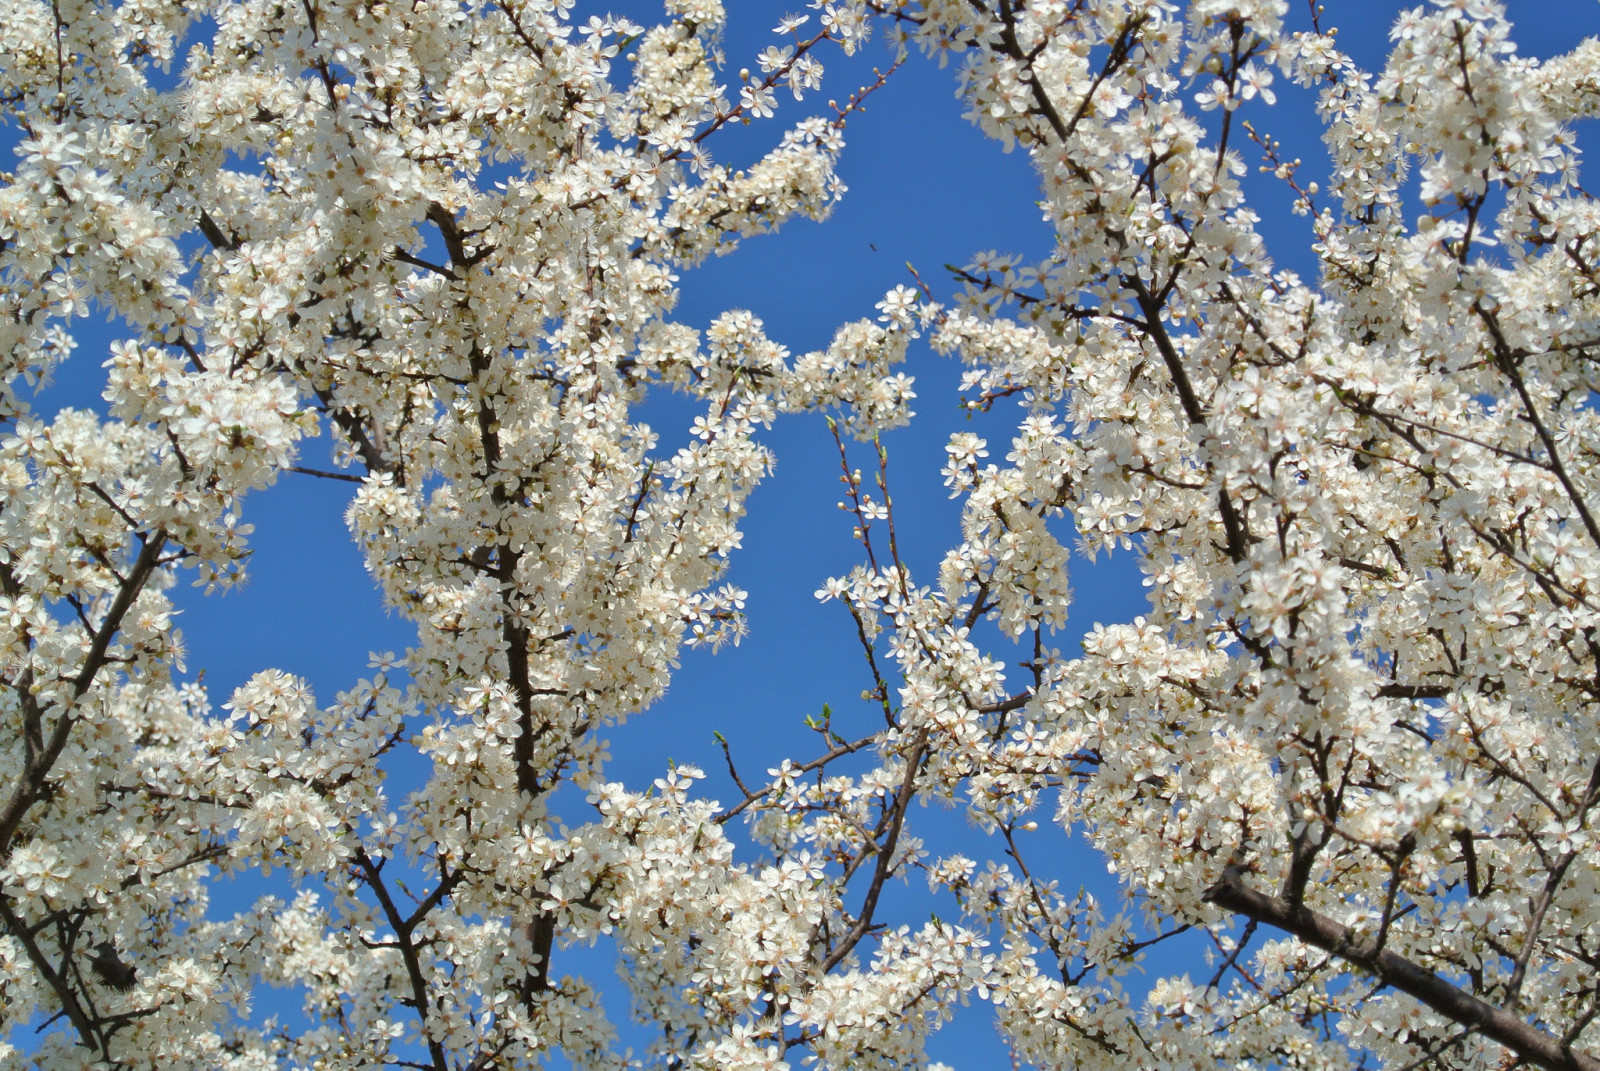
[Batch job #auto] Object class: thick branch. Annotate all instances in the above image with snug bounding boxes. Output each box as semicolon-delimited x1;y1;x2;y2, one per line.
820;729;929;973
1482;308;1600;554
354;850;449;1071
1204;867;1600;1071
0;894;106;1058
0;533;169;856
313;386;394;477
196;209;239;252
1131;282;1248;563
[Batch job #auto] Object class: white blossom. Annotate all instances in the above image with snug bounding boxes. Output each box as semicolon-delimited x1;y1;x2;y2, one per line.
3;1;1600;1069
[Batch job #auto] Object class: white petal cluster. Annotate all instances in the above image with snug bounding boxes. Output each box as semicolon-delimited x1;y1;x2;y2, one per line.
818;0;1600;1066
6;0;1600;1068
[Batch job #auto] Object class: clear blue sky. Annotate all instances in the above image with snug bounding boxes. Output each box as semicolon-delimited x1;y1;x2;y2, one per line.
24;1;1600;1066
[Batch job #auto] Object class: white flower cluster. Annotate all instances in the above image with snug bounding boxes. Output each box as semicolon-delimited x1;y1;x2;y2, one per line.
5;0;1600;1068
833;0;1600;1066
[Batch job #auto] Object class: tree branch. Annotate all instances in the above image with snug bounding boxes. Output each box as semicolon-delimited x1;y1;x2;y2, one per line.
820;729;929;973
0;533;169;856
1204;866;1600;1071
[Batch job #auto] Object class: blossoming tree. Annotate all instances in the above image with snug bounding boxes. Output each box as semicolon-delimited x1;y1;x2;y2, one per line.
3;0;1600;1067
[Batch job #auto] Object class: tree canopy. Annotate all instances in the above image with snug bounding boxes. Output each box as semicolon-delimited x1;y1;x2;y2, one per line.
3;0;1600;1068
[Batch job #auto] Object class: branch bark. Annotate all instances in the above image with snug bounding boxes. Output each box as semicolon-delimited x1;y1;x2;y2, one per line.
0;533;169;857
1204;866;1600;1071
820;729;930;973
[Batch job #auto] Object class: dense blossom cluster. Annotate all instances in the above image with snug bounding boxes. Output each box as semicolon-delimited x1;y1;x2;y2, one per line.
2;0;1599;1068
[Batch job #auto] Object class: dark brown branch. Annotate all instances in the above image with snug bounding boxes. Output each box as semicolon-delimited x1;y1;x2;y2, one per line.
0;894;106;1057
1129;281;1249;564
425;202;472;267
354;850;449;1071
715;729;885;824
820;729;929;973
1376;683;1452;700
391;247;457;281
1481;307;1600;554
196;209;239;252
283;464;365;483
314;386;394;477
1507;757;1600;1001
1204;867;1600;1071
520;913;555;1002
1206;918;1257;991
977;690;1033;716
0;533;168;857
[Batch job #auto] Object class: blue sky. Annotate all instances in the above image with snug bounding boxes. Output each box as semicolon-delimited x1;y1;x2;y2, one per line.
21;0;1600;1066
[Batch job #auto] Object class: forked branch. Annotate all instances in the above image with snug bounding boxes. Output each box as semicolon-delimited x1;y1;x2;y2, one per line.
1204;866;1600;1071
